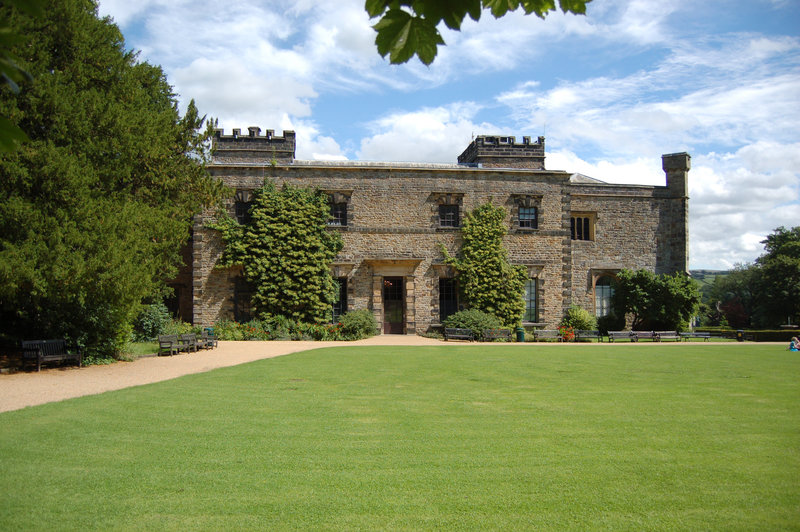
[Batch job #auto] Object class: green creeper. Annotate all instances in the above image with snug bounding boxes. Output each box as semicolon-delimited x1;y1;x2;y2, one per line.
0;0;224;357
442;203;527;327
211;181;343;324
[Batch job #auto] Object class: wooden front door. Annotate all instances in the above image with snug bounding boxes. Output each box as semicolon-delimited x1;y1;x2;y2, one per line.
383;277;404;334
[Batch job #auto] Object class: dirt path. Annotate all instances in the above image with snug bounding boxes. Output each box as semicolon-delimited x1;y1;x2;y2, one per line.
0;335;442;413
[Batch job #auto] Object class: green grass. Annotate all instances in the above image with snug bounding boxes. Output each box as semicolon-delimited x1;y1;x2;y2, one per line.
123;341;158;358
1;345;798;530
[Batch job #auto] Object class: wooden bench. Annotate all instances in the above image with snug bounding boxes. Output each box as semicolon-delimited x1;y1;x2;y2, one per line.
633;331;656;342
199;329;218;349
444;328;474;341
482;329;511;342
575;330;603;342
534;329;561;342
654;331;681;341
680;332;711;342
21;339;82;372
608;331;635;342
178;333;198;353
158;335;180;356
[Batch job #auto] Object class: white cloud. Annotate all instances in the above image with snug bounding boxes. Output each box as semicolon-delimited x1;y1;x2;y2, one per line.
357;104;498;163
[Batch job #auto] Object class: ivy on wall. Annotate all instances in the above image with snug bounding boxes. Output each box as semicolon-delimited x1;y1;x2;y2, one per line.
211;181;343;324
442;202;527;327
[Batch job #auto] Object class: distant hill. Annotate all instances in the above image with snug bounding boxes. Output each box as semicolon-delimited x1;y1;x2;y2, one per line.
690;270;730;291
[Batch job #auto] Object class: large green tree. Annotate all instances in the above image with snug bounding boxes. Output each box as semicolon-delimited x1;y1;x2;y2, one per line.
367;0;592;65
442;202;527;327
752;226;800;327
212;181;343;324
611;269;700;331
0;0;224;356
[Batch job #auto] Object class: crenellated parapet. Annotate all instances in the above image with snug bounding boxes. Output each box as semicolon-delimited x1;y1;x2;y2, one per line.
458;135;546;170
212;127;296;164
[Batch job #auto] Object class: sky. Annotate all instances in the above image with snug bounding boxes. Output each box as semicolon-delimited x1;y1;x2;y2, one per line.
96;0;800;271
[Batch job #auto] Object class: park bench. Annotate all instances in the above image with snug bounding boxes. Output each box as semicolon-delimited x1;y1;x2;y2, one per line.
575;330;603;342
633;331;656;342
533;329;561;342
21;339;82;372
482;329;511;342
158;334;180;356
608;331;635;342
178;333;198;353
199;329;218;349
680;332;711;342
444;328;474;341
654;331;681;342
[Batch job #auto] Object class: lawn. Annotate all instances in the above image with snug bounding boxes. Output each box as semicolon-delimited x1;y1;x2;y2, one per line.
1;344;798;530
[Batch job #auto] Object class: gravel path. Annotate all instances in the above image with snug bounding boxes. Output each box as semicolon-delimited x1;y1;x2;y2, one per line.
0;335;443;413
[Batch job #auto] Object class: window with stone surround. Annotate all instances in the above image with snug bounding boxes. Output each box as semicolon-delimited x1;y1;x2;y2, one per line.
326;191;352;227
571;213;595;241
512;195;541;230
234;190;253;225
431;192;463;229
523;278;538;322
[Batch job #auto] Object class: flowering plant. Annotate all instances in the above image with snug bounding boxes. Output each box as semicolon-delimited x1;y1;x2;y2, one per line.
558;325;575;342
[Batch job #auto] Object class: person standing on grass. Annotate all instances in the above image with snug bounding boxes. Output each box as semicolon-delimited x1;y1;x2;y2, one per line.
790;337;800;351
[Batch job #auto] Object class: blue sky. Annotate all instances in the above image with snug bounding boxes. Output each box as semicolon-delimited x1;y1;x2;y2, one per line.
96;0;800;270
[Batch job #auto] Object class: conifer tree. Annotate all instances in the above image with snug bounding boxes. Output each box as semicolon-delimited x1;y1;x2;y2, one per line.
0;0;224;356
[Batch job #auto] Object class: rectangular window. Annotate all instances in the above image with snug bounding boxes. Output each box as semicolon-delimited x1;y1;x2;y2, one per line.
235;201;252;225
329;203;348;226
571;215;593;241
233;277;253;322
519;206;538;229
523;278;538;322
439;278;458;322
439;204;460;227
332;277;347;323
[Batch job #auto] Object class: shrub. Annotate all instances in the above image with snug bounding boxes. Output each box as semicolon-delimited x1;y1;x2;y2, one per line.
162;319;194;336
132;303;172;342
339;310;378;340
443;309;504;340
597;313;625;335
560;304;597;331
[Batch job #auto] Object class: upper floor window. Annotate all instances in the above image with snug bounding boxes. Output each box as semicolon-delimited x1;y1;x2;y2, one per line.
439;204;460;227
519;207;538;229
511;194;541;231
326;191;352;227
234;190;253;225
571;213;595;241
431;192;463;229
329;202;347;226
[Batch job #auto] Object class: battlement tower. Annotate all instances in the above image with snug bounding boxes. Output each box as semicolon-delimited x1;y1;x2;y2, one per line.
457;135;545;169
212;127;296;164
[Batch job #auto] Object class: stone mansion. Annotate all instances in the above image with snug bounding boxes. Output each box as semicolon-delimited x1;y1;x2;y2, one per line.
172;128;690;334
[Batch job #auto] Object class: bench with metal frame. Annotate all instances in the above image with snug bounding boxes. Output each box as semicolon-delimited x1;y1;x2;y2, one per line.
21;339;82;372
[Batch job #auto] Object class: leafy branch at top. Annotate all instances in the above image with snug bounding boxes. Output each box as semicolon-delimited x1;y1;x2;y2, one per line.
366;0;592;65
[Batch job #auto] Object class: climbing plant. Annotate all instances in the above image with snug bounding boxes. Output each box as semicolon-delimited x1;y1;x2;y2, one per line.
211;181;343;324
442;202;527;327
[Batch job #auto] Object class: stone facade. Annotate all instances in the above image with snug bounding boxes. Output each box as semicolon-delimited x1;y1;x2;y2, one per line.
180;128;690;334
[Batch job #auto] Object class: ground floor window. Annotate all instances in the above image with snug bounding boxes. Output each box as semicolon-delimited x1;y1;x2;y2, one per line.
439;278;458;322
332;277;347;323
595;276;614;317
524;278;538;322
234;277;253;322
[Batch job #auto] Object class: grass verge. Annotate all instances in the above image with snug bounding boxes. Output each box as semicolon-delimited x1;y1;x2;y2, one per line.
1;344;797;530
